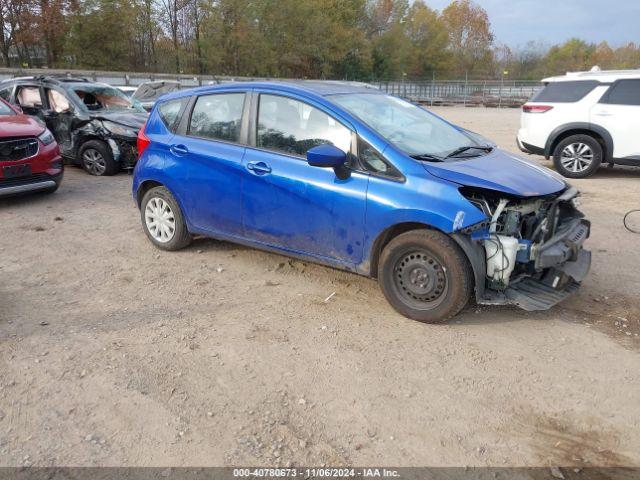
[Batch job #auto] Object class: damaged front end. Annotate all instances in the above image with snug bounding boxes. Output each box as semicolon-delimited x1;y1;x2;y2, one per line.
455;186;591;311
68;117;143;170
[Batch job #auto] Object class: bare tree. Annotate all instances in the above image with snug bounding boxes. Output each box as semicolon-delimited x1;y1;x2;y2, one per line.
155;0;188;73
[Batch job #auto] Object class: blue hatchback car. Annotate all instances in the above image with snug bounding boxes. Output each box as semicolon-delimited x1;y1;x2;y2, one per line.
133;81;591;323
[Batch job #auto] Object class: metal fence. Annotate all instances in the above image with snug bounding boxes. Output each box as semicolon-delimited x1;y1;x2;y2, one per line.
374;79;542;107
0;67;542;107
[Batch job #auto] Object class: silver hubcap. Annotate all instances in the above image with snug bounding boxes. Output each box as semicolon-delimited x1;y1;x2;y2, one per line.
83;149;106;175
560;143;593;173
145;197;176;243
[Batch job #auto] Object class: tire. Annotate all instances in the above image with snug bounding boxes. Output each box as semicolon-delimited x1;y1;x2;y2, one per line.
140;186;192;251
552;134;602;178
79;140;119;176
378;229;473;324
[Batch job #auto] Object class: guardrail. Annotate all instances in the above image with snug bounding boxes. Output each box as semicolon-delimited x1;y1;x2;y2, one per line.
0;68;542;107
374;80;542;107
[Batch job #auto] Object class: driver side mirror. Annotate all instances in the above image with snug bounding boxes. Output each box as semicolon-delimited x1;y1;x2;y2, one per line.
307;144;347;168
307;144;350;179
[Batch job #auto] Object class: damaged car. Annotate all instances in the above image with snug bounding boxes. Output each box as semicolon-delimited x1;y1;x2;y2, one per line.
130;80;181;112
0;76;148;176
133;81;591;323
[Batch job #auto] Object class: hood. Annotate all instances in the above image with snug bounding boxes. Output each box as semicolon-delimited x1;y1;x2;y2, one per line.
421;149;566;197
0;114;45;138
92;111;149;129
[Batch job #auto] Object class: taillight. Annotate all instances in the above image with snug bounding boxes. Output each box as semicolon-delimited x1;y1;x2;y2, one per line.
137;122;151;159
522;104;553;113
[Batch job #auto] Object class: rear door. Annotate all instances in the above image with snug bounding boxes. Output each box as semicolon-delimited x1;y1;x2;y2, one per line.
168;91;248;236
591;79;640;159
14;84;46;119
241;91;368;265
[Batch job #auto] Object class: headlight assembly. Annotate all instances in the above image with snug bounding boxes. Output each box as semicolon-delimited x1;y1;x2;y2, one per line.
38;128;55;145
103;121;138;137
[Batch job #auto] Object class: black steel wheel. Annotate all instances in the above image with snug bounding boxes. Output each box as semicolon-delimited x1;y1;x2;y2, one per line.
378;229;473;323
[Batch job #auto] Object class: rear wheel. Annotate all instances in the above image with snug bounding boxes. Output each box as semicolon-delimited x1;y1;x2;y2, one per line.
378;229;473;324
553;134;602;178
141;186;191;251
79;140;118;176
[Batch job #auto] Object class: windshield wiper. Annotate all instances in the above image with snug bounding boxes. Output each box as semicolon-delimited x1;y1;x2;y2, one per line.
410;153;445;162
445;145;493;159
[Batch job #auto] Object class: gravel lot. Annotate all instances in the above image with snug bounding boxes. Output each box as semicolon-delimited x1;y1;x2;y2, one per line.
0;106;639;468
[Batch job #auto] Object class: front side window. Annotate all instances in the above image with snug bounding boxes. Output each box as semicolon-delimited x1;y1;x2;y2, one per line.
47;89;71;113
189;93;245;142
158;98;188;133
16;86;43;108
602;80;640;106
332;93;479;159
257;94;351;156
531;81;599;103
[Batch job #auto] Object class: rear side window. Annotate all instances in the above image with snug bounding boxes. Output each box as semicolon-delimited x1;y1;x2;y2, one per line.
257;94;351;156
188;93;245;143
16;86;43;108
601;80;640;106
158;98;188;133
531;81;599;103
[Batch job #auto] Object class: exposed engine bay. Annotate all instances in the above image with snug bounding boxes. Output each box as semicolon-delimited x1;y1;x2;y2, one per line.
458;186;591;311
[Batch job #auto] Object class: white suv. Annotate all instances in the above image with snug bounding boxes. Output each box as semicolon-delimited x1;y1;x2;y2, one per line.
517;68;640;178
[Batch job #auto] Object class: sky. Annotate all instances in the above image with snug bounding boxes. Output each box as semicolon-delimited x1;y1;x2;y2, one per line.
425;0;640;49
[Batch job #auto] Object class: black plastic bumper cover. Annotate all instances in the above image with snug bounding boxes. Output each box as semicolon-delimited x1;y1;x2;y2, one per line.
505;249;591;311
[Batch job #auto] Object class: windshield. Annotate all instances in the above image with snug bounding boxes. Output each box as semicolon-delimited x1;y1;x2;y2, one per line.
331;93;481;159
73;84;146;113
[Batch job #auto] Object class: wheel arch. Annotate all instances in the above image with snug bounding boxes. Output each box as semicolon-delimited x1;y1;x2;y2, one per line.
545;123;613;162
136;179;165;207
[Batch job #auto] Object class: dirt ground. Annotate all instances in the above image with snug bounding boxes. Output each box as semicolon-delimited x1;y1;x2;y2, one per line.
1;106;639;468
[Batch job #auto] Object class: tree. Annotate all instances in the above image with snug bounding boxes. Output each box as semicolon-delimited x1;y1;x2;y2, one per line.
442;0;494;77
155;0;188;73
545;38;595;75
405;1;449;77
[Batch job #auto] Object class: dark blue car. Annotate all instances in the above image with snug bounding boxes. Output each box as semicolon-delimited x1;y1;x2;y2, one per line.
132;81;591;323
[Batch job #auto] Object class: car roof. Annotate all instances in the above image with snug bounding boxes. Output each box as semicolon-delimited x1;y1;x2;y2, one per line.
165;80;382;101
542;68;640;83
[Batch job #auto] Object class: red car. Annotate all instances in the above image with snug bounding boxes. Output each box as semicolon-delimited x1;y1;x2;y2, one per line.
0;97;63;197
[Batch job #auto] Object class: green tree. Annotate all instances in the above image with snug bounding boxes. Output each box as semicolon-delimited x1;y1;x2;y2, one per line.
405;0;449;77
66;0;138;70
544;38;595;75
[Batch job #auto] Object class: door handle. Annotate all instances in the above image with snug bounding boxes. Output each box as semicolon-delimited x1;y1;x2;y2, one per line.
594;111;613;117
170;144;189;156
247;161;272;175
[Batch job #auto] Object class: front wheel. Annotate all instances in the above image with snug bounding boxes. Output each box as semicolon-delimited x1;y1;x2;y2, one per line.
552;134;602;178
140;186;192;251
79;140;118;176
378;229;473;324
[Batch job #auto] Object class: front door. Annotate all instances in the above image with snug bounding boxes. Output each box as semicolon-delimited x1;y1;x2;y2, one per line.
44;87;75;156
242;93;368;265
591;79;640;159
